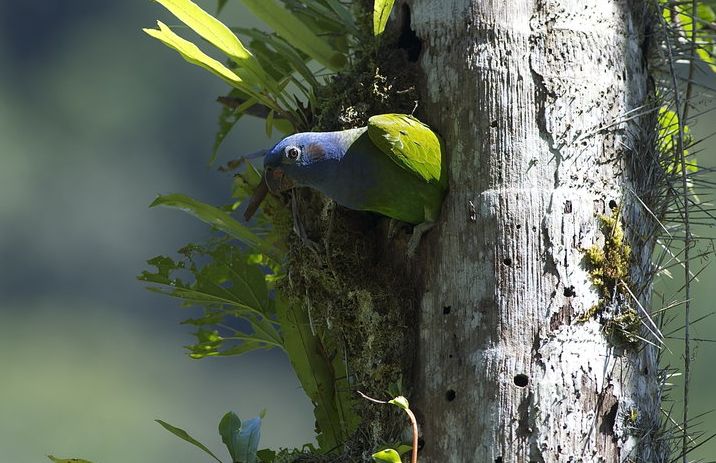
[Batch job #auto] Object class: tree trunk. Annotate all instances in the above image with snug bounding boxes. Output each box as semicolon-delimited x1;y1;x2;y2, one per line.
408;0;666;461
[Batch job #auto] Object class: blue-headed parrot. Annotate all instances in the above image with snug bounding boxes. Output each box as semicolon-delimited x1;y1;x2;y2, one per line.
244;114;447;254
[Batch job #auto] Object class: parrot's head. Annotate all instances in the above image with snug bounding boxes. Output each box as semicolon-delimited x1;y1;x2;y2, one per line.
262;132;345;192
243;132;344;221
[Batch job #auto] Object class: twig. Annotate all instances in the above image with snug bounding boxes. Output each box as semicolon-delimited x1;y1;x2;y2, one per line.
357;391;419;463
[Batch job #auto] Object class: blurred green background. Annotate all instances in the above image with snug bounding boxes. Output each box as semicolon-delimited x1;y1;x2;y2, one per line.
0;2;314;463
0;1;714;462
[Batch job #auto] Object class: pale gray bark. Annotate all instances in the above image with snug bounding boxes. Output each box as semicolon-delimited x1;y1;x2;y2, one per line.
408;1;665;461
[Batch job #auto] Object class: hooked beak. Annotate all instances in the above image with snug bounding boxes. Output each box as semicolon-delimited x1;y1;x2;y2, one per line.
242;167;295;222
264;167;295;193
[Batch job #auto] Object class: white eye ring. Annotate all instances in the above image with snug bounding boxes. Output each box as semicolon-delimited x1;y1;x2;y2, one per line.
285;146;300;160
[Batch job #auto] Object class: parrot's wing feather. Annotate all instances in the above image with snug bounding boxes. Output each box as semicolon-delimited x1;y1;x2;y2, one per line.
367;114;445;187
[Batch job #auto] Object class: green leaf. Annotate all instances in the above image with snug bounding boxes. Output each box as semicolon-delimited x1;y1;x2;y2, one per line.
373;0;396;36
387;377;404;399
239;0;346;70
372;448;402;463
150;193;266;252
661;2;716;73
219;412;243;462
256;449;276;463
274;297;360;452
281;0;355;53
144;21;243;87
234;26;319;107
47;457;94;463
388;395;410;411
187;331;272;359
272;118;295;134
139;242;284;358
150;0;272;86
155;419;223;463
394;444;413;455
219;412;262;463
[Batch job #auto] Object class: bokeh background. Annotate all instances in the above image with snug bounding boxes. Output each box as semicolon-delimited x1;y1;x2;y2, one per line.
0;1;714;462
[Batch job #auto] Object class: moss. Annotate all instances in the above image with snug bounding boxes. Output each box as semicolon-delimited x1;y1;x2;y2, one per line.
583;212;632;297
581;209;641;347
262;4;425;458
606;307;641;345
276;189;416;460
311;49;420;132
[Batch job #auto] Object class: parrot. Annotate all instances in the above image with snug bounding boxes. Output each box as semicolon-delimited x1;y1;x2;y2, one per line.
243;114;447;254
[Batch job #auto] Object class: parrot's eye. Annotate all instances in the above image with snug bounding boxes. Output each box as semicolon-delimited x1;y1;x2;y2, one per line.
285;146;300;161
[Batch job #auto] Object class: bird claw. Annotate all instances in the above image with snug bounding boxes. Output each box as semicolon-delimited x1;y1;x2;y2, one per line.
407;221;435;257
291;191;321;253
387;219;400;240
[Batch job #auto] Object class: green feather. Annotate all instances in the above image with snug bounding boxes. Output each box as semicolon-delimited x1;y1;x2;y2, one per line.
367;114;446;189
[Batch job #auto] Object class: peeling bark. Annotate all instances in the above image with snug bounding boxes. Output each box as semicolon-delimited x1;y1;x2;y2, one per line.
407;0;665;461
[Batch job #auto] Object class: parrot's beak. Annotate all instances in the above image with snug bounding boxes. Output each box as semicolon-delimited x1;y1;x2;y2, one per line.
243;176;268;222
243;167;294;222
264;167;295;193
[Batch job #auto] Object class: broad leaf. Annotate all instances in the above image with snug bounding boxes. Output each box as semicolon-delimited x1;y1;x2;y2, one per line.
274;297;359;451
219;412;262;463
372;449;402;463
388;395;410;411
155;419;223;463
373;0;396;36
150;0;272;86
219;412;243;462
144;21;243;87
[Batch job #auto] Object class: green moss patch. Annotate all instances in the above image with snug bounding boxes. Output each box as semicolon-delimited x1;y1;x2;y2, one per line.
581;210;641;346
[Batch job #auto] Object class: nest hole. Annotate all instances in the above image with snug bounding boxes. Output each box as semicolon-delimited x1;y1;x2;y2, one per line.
398;3;422;62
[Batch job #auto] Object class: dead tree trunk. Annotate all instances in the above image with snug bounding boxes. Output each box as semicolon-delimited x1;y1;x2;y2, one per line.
408;0;666;461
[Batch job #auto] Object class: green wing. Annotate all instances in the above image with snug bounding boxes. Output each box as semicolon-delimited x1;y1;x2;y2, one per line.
367;114;446;189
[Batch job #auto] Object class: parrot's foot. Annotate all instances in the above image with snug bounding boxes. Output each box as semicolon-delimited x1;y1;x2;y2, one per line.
387;219;400;240
291;192;320;253
407;221;435;257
